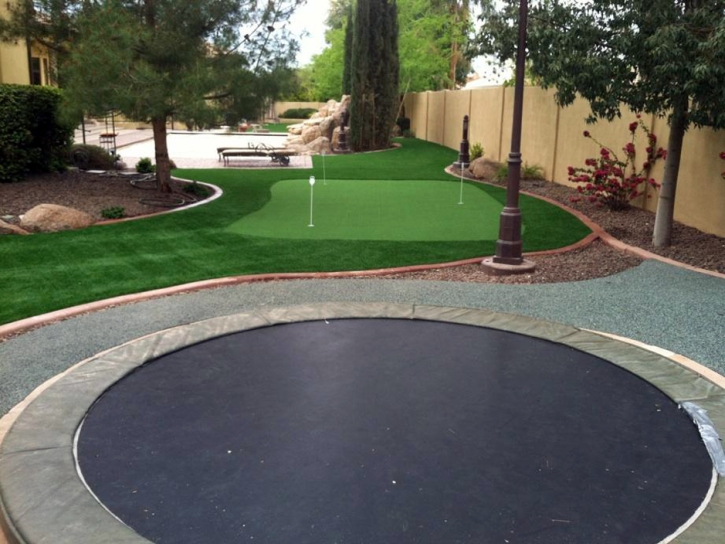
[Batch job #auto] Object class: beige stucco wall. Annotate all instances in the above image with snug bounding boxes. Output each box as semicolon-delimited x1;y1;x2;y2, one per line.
498;87;559;178
404;92;429;140
402;85;725;237
1;0;54;86
672;125;725;236
0;41;29;85
273;102;326;117
443;90;471;150
469;86;505;162
426;91;447;145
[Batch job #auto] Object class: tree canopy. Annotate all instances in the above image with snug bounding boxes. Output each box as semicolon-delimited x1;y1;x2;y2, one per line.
474;0;725;246
1;0;302;191
287;0;473;102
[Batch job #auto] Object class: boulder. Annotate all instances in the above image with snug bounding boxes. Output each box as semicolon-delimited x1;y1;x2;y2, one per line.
468;157;503;181
0;219;30;235
286;144;313;156
285;135;305;146
20;204;94;232
321;100;338;118
282;96;350;155
302;125;322;144
305;136;332;155
319;116;337;140
331;127;341;149
332;95;351;124
287;123;304;135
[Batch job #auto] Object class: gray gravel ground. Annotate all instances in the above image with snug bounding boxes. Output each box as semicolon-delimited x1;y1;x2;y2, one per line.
1;259;724;416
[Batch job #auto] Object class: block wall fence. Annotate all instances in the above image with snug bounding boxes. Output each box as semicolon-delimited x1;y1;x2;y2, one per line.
272;101;326;117
403;86;725;238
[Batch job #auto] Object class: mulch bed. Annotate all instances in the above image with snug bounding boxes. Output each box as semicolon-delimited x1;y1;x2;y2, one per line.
516;178;725;273
0;170;213;223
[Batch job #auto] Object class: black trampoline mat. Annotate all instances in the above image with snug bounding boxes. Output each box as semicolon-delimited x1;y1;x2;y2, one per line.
77;319;713;544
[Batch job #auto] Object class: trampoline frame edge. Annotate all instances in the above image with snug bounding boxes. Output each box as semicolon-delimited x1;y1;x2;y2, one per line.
1;302;723;544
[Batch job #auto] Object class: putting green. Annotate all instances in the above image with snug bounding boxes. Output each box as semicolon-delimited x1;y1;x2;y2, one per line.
227;179;510;241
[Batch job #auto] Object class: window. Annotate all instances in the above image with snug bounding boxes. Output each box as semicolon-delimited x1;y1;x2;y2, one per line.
30;57;42;85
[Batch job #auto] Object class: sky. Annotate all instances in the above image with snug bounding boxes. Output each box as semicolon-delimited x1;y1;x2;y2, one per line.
288;0;331;67
287;0;509;84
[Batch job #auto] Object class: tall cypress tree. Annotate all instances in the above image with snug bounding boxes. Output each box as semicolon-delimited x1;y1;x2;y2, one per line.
350;0;399;151
342;6;354;95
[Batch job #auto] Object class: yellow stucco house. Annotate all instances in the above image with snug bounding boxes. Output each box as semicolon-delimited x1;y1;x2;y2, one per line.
0;0;53;85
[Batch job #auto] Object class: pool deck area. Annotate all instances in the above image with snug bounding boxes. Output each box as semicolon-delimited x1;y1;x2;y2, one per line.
73;128;313;169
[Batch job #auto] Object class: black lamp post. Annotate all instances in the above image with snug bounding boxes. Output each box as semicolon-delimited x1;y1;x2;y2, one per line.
482;0;535;275
455;115;470;169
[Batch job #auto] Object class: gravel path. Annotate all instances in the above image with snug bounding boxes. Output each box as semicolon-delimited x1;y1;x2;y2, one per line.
1;260;724;417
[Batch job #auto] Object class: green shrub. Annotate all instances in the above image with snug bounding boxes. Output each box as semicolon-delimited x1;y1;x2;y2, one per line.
183;182;211;198
523;163;546;180
495;163;546;181
136;157;156;173
101;206;126;219
495;165;508;182
0;84;74;182
69;144;117;170
281;108;317;119
396;117;411;132
470;143;484;161
402;129;415;138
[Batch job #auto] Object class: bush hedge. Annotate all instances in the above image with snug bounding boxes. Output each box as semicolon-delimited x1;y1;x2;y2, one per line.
0;84;74;182
69;144;117;170
396;117;411;132
280;108;317;119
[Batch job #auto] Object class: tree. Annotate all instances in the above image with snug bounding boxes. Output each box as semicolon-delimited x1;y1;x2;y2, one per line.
342;5;353;95
398;0;454;91
475;0;725;247
296;0;472;101
1;0;302;192
437;0;471;89
306;23;346;100
349;0;400;151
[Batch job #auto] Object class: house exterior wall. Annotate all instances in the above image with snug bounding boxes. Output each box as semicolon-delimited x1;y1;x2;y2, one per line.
1;1;54;85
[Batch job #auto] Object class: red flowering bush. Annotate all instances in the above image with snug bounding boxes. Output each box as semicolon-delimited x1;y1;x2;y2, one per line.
567;118;665;210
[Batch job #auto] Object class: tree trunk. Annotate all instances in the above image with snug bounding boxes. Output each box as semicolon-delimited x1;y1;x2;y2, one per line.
450;39;459;89
152;116;172;193
652;99;688;247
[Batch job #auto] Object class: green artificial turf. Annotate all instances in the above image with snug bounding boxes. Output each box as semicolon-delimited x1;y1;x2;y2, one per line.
0;138;591;325
228;179;505;241
262;122;293;133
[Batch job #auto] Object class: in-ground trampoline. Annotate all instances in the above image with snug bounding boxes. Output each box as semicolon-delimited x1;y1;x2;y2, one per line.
1;304;723;544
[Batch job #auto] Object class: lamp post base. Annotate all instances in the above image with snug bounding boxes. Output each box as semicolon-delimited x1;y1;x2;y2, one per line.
481;257;536;276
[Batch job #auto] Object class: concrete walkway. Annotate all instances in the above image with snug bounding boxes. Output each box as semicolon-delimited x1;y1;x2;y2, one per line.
1;259;724;418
